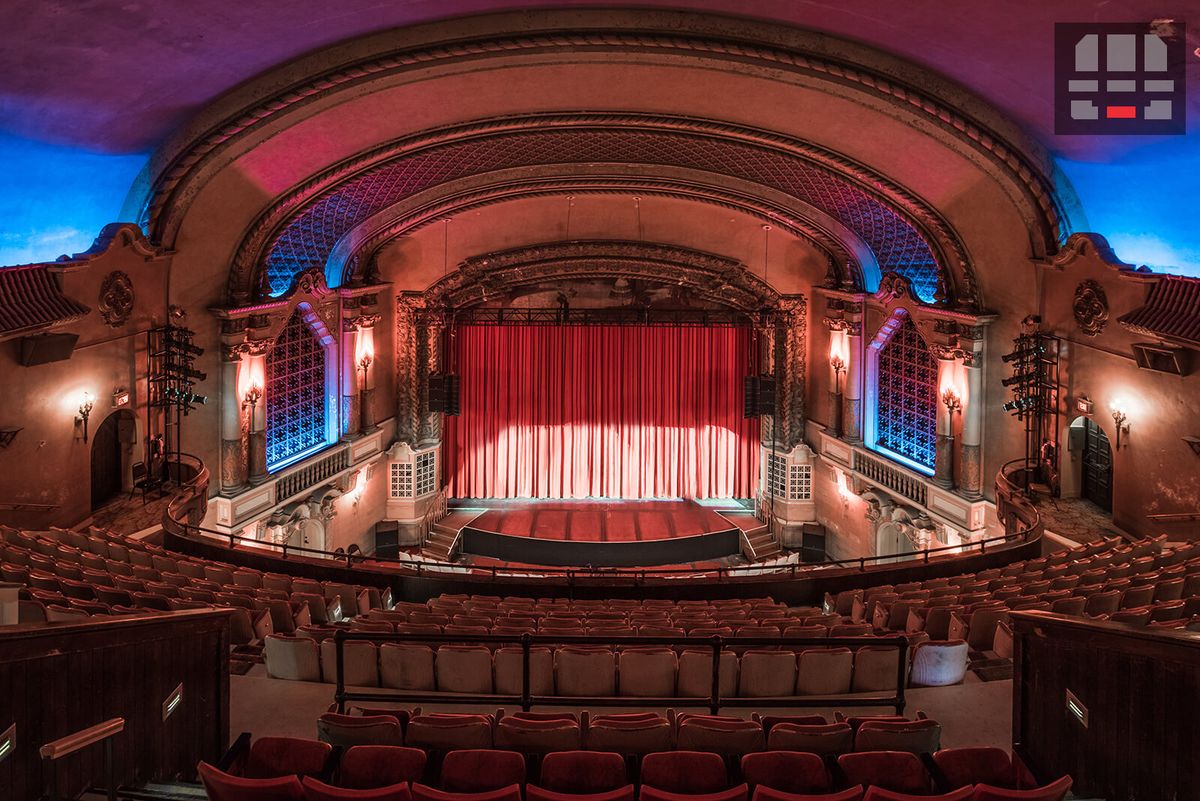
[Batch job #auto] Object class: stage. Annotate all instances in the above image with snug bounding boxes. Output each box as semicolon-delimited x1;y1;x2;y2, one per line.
451;499;753;567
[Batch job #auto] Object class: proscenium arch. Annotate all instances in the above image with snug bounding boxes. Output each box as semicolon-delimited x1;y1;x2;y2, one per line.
323;167;884;294
136;9;1071;259
229;114;976;308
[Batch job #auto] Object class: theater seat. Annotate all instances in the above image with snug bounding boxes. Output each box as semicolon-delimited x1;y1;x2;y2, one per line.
495;646;554;695
320;639;380;687
317;713;404;747
740;752;830;794
931;747;1017;789
412;785;522;801
795;649;852;695
302;777;412;800
765;723;851;755
380;644;436;691
586;713;673;755
751;786;864;801
338;745;427;789
439;749;524;792
972;776;1073;801
495;715;582;753
678;649;737;698
197;761;304;801
676;717;765;756
242;736;332;779
860;787;972;801
639;785;748;801
853;720;941;754
618;648;678;697
556;647;616;696
436;645;494;694
527;785;635;801
407;716;494;752
836;752;931;795
264;634;322;682
539;750;628;793
851;647;902;693
738;651;797;697
641;751;728;794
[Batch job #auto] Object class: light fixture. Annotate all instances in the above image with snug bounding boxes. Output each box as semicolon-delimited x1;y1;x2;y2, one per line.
242;382;263;416
829;353;846;393
1111;400;1130;449
941;387;962;416
77;392;94;443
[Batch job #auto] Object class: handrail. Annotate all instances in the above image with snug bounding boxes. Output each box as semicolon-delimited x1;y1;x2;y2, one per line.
163;453;1037;583
333;631;908;716
40;717;123;801
1146;511;1200;523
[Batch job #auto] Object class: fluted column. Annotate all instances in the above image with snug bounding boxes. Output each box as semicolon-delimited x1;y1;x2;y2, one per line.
960;355;984;498
843;324;863;444
246;351;268;485
219;348;248;494
341;322;360;437
359;325;377;433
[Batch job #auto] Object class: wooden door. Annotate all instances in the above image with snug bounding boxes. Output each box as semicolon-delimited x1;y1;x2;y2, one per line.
90;413;124;509
1081;418;1113;511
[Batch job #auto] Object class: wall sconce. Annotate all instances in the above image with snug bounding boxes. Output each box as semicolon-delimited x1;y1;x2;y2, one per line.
242;382;263;416
829;354;845;393
77;392;94;443
941;387;962;417
1111;401;1130;449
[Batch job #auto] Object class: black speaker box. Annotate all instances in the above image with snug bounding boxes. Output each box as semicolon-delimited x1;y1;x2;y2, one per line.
429;374;461;416
19;333;79;366
743;374;775;417
373;521;400;559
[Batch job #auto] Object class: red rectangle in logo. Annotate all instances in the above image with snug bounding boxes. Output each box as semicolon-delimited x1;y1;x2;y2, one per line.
1105;105;1138;119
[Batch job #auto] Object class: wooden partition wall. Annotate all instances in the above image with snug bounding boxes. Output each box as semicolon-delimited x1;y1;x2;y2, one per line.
1011;610;1200;801
0;609;231;800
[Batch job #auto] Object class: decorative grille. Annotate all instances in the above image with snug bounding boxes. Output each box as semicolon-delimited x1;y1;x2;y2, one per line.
789;464;813;501
390;462;413;499
874;317;937;470
415;451;437;497
266;310;329;470
766;453;788;498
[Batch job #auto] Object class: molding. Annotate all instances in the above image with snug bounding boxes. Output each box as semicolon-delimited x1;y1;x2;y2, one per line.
138;11;1064;266
1038;232;1144;274
223;114;978;308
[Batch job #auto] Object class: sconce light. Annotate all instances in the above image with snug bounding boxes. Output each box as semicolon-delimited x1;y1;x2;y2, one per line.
1111;401;1130;449
358;351;373;373
941;387;962;417
242;382;263;416
829;354;846;393
77;392;95;443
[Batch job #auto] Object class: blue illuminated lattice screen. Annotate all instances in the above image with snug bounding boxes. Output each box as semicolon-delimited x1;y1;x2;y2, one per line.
266;310;328;470
875;317;938;470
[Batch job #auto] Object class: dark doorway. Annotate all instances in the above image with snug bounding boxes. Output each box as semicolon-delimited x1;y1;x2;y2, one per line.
91;411;134;510
1081;417;1113;512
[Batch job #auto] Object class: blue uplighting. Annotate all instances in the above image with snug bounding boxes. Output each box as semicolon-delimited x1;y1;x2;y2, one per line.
0;134;147;267
1055;134;1200;278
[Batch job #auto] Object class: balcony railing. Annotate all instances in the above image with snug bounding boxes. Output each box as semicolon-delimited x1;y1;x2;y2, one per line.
275;445;351;502
852;449;928;506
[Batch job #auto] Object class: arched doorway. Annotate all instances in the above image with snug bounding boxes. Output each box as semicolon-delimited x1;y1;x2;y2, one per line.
875;522;908;563
1079;417;1113;511
90;410;135;509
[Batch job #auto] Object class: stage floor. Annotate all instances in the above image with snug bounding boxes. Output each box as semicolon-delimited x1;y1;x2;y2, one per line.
450;499;752;566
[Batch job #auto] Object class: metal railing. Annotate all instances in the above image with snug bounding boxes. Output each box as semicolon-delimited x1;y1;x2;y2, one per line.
853;449;928;506
40;717;124;801
162;454;1037;583
333;631;909;716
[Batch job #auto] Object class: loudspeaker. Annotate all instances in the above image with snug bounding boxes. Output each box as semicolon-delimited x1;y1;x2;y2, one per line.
374;521;400;559
19;333;79;366
800;525;827;563
743;374;775;417
428;374;460;416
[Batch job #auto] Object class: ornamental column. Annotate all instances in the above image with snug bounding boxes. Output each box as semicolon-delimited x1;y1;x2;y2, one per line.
357;319;379;433
246;349;268;484
396;296;423;444
843;321;864;444
340;322;360;437
960;353;984;498
219;347;247;494
933;356;959;490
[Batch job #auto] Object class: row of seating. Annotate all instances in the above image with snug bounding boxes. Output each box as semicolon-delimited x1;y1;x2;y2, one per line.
316;710;944;757
266;636;968;694
199;739;1071;801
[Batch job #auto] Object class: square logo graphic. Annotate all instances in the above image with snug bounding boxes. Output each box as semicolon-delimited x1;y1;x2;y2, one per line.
1055;22;1187;135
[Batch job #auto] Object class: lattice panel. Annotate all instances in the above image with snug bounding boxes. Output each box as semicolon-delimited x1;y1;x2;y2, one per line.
390;462;413;499
415;451;437;497
262;129;942;301
265;311;328;470
789;464;812;501
767;453;788;498
875;317;938;470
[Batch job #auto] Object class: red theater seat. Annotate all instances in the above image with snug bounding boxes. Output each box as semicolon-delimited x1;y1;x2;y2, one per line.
972;776;1073;801
639;785;749;801
640;751;728;794
302;778;412;801
337;745;427;789
528;786;635;801
837;752;931;795
931;748;1016;789
440;749;525;793
751;787;864;801
740;752;830;794
197;761;304;801
860;787;973;801
242;736;332;779
539;750;628;793
412;785;522;801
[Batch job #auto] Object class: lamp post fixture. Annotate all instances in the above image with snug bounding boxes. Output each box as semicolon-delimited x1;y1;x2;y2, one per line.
358;352;373;387
1112;404;1129;449
941;387;962;417
830;354;846;393
77;392;95;443
828;353;845;438
242;383;263;416
934;387;962;490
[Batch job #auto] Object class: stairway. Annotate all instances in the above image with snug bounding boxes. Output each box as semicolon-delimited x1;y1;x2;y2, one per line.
421;521;461;561
742;523;782;561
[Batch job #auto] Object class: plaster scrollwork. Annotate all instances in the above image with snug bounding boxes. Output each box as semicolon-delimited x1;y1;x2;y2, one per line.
1073;279;1109;337
98;271;134;327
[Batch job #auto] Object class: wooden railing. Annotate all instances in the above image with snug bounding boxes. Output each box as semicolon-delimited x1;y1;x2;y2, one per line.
995;459;1044;542
418;489;449;542
41;718;124;801
853;449;928;506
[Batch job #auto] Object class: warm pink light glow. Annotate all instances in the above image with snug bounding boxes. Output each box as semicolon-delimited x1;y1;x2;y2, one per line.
237;356;265;402
836;469;853;500
828;330;849;367
939;364;967;411
355;327;375;365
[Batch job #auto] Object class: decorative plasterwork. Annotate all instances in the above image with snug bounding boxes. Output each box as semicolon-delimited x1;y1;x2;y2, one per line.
424;241;781;316
225;115;976;309
138;14;1063;262
97;271;134;328
1040;232;1138;272
1073;279;1109;338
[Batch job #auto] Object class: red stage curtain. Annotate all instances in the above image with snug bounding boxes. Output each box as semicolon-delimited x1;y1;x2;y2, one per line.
444;324;760;499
